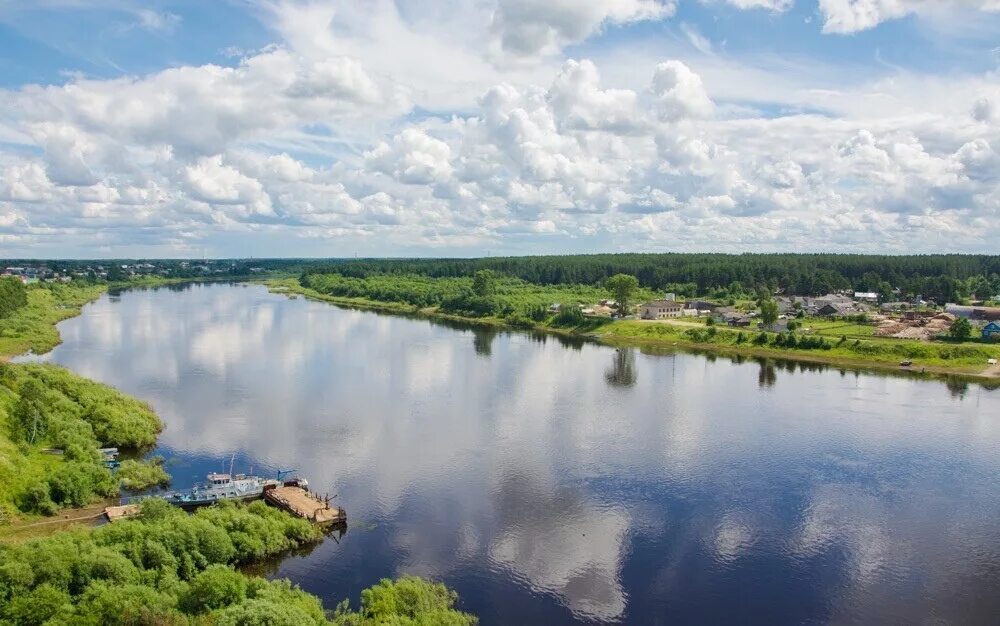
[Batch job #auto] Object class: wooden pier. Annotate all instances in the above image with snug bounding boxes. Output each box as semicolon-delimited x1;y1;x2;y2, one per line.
264;485;345;524
104;504;140;522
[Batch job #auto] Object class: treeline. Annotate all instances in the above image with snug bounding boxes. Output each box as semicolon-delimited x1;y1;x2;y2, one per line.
299;271;651;325
0;278;27;319
0;363;163;515
0;498;476;625
301;254;1000;300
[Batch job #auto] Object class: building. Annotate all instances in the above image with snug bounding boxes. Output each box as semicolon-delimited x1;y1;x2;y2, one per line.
817;302;855;317
684;300;721;313
639;299;683;319
854;292;879;302
983;322;1000;340
946;304;1000;322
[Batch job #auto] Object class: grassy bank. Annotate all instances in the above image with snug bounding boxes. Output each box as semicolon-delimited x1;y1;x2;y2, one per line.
0;283;106;358
0;281;171;528
0;363;164;526
0;498;476;624
267;277;1000;383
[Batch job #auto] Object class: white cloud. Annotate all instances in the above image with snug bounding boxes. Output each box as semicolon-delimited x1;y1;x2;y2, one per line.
650;60;714;122
716;0;794;10
819;0;1000;34
1;1;999;255
489;0;675;59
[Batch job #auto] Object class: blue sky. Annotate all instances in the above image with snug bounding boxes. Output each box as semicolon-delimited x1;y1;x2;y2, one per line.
0;0;998;258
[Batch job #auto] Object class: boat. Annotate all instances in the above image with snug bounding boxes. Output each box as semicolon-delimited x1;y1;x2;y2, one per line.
899;360;913;367
160;459;307;508
161;471;279;508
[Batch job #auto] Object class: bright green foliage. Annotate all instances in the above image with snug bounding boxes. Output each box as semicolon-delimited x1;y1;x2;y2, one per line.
0;501;473;625
301;253;1000;302
331;576;477;626
0;283;106;358
471;270;496;298
117;457;171;491
949;317;972;340
298;273;655;320
604;274;639;315
0;363;162;515
0;500;322;625
759;299;779;326
0;278;27;320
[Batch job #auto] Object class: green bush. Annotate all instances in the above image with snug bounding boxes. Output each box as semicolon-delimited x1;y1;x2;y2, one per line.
117;458;171;491
0;501;474;625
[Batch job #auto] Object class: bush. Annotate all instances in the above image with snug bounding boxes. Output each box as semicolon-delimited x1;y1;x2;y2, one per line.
0;502;474;625
551;305;584;327
117;458;171;491
331;576;476;626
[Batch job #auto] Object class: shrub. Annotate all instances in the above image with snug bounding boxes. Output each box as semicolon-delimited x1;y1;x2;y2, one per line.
551;305;584;327
117;458;171;491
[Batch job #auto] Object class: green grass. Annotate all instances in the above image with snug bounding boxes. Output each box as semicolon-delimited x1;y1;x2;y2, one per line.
599;320;1000;373
803;318;876;338
0;283;106;358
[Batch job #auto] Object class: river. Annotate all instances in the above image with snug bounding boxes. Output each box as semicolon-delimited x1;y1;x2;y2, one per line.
18;282;1000;624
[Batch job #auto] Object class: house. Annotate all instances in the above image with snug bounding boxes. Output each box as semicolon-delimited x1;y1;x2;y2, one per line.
727;314;752;327
983;322;1000;340
817;302;855;317
971;307;1000;322
946;304;1000;322
639;299;684;319
854;291;879;302
684;300;720;313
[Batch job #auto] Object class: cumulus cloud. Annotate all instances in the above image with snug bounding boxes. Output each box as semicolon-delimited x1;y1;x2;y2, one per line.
1;1;999;255
818;0;1000;34
650;61;715;123
489;0;675;59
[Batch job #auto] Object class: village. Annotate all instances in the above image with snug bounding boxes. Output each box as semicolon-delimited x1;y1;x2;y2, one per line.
566;290;1000;343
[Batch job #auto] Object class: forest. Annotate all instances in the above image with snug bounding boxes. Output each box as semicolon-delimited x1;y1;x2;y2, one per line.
301;254;1000;302
0;498;476;625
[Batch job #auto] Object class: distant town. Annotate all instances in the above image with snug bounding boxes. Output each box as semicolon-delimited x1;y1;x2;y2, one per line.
0;260;271;283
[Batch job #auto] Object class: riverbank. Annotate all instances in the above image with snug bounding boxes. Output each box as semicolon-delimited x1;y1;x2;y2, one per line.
264;278;1000;385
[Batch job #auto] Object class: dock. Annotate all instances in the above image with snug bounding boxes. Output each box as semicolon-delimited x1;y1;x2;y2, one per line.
264;485;346;524
104;504;140;522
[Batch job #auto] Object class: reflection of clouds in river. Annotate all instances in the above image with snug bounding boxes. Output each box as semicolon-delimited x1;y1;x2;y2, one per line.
24;284;1000;623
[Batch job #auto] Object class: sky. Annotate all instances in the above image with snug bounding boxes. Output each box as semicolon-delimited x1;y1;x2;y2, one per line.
0;0;998;258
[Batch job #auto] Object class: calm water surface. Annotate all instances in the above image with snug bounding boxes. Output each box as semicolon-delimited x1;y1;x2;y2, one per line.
20;283;1000;624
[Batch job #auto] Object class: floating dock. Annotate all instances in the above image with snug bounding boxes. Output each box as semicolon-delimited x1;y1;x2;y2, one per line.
264;485;346;524
104;504;140;522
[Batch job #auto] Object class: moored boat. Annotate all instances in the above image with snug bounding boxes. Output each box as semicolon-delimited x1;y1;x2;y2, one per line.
162;471;279;508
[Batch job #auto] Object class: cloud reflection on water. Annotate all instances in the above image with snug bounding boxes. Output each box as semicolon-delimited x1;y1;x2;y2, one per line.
20;283;1000;624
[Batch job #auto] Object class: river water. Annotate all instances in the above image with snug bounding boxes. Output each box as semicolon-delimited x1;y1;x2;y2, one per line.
19;283;1000;624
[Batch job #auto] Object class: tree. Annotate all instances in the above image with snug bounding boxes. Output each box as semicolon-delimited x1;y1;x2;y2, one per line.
759;299;779;326
949;317;972;341
605;274;639;316
106;264;127;282
331;576;476;626
471;269;496;298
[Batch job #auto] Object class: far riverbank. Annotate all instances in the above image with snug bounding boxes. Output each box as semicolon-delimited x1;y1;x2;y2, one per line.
262;278;1000;386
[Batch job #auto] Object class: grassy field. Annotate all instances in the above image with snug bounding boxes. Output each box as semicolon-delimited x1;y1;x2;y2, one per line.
600;320;1000;376
803;318;877;338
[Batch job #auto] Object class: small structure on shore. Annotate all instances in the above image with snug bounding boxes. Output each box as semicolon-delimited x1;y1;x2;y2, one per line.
104;504;140;522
